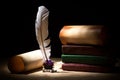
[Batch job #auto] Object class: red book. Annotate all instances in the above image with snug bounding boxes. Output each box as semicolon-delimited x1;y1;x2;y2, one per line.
62;63;114;73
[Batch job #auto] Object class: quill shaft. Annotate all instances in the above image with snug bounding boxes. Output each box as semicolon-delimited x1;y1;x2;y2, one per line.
39;24;48;60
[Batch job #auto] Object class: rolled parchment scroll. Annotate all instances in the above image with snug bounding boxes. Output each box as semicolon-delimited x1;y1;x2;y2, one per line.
7;49;44;73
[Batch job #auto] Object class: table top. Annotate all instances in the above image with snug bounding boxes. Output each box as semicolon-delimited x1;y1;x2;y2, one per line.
0;55;120;80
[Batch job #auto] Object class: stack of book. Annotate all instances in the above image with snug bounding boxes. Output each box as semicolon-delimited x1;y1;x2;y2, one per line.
59;25;116;73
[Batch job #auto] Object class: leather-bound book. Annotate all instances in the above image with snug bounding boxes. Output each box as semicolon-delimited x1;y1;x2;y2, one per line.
59;25;108;46
62;63;114;73
61;54;116;66
62;45;108;56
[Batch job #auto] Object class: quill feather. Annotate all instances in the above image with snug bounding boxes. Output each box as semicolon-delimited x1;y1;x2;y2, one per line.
35;6;51;61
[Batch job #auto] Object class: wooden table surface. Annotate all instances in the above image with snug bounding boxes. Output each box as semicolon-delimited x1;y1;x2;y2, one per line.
0;55;120;80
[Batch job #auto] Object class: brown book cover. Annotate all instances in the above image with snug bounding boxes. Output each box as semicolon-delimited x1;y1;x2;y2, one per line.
62;45;107;56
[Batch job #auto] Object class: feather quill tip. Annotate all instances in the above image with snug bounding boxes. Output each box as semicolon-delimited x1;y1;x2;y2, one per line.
43;60;57;72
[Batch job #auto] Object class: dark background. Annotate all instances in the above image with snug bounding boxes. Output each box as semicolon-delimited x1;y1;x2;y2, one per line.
1;0;120;59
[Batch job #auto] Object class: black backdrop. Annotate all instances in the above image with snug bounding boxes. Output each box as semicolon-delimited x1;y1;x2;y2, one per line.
1;0;120;58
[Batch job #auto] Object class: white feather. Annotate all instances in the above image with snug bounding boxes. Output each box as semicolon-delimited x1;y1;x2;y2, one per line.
35;6;51;61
